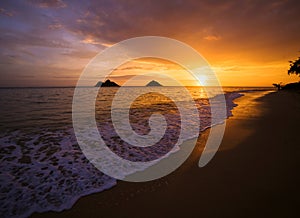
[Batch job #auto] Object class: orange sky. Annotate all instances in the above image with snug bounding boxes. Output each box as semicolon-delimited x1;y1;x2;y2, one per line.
0;0;300;87
107;57;300;87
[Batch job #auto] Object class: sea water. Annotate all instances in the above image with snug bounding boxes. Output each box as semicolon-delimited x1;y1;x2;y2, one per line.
0;86;272;217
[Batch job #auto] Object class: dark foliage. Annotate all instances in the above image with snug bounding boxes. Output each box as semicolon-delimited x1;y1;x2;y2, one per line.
282;82;300;90
288;57;300;76
272;83;282;91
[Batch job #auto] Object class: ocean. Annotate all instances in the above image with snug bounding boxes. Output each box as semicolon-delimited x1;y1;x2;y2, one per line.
0;86;273;217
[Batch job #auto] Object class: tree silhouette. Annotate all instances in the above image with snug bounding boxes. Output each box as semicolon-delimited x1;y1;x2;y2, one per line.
288;56;300;76
272;83;282;91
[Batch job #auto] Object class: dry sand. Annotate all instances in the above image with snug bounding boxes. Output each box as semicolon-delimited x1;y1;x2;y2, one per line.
32;90;300;218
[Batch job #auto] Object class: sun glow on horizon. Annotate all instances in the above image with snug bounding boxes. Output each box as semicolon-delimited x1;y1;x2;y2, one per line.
105;58;208;87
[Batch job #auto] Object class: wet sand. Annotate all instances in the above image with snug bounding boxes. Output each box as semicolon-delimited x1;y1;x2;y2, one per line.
32;90;300;218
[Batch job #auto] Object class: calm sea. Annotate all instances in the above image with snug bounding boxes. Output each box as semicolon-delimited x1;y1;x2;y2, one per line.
0;86;273;217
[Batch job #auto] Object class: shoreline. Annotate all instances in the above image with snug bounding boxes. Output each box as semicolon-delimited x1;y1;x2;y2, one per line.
32;90;299;218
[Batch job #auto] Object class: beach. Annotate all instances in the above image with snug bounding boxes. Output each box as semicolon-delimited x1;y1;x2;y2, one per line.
31;90;300;218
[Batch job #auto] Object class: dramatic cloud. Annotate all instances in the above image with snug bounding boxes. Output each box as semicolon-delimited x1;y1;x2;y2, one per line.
0;8;14;16
27;0;67;8
0;0;300;86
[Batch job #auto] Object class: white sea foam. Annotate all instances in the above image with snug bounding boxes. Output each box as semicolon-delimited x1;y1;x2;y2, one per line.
0;129;116;218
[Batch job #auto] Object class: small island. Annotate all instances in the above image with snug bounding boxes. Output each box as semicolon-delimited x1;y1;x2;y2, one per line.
146;80;162;87
95;79;120;87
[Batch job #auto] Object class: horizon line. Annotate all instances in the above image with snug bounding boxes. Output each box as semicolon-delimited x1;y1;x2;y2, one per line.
0;85;274;89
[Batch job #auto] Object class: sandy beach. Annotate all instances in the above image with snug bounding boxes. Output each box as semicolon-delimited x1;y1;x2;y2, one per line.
32;90;300;218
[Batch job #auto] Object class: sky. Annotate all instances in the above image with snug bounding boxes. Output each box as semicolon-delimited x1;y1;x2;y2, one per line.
0;0;300;87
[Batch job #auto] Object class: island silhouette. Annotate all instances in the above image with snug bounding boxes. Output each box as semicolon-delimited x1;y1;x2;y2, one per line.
146;80;162;86
95;79;120;87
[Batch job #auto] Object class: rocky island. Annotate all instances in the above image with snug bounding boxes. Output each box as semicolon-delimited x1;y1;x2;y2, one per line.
95;79;120;87
146;80;162;86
